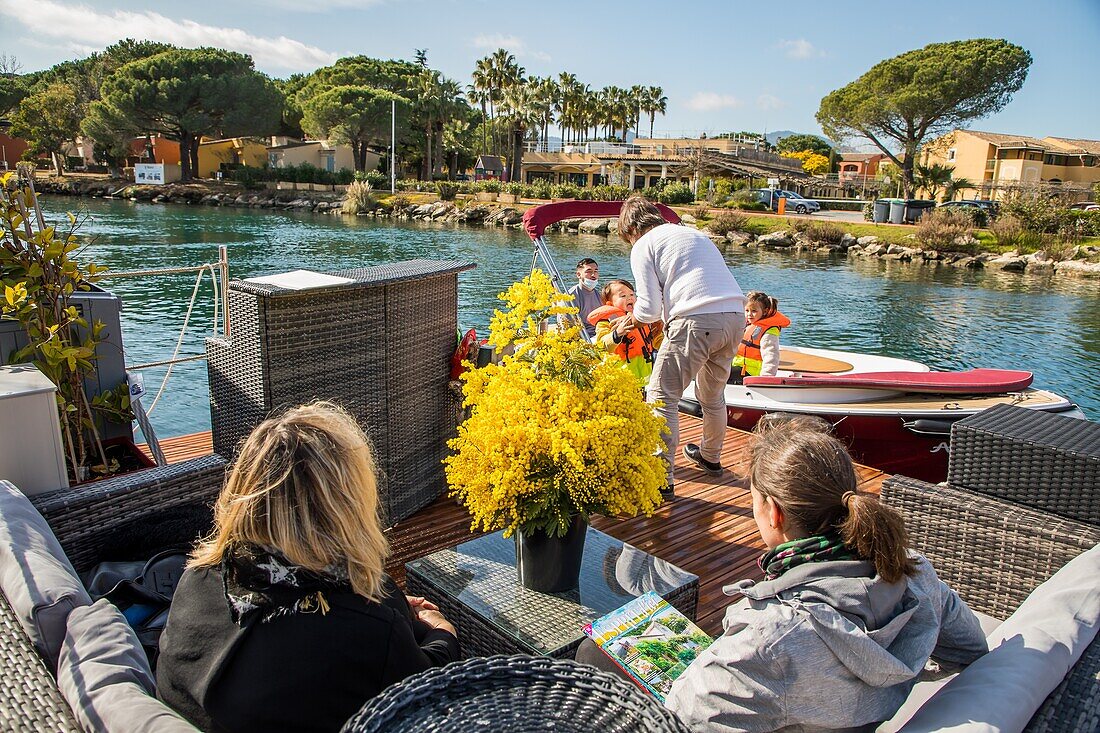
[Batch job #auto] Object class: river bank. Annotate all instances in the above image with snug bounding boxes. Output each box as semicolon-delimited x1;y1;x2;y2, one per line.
35;177;1100;279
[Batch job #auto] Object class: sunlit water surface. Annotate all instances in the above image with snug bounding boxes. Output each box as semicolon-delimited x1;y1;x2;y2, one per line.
39;196;1100;437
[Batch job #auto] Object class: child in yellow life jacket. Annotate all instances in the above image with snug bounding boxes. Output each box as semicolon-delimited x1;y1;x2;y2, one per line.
587;279;664;388
732;291;790;382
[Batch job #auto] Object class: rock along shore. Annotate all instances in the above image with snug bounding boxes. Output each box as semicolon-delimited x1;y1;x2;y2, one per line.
36;179;1100;279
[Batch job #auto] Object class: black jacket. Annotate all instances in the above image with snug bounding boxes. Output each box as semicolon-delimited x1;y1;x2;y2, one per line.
156;567;459;732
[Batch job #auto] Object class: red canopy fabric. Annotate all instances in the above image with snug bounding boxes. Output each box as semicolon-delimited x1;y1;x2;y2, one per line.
522;201;682;240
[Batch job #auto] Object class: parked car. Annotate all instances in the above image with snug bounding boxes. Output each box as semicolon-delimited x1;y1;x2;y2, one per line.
938;200;1000;217
1068;201;1099;211
750;189;821;214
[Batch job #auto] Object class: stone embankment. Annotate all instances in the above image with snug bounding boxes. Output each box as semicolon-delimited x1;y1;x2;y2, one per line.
35;179;1100;278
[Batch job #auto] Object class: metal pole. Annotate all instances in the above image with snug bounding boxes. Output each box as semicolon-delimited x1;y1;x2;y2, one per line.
390;99;396;194
219;245;230;337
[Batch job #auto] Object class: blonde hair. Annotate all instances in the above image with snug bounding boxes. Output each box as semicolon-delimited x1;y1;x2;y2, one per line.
750;418;917;583
618;196;668;244
190;402;390;601
746;290;779;319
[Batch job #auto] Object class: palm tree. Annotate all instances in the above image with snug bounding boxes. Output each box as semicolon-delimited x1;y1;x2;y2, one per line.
435;76;467;178
914;162;955;201
500;80;542;183
630;84;645;138
556;72;579;144
530;76;556;150
466;83;489;153
942;176;977;202
487;49;524;156
472;57;496;152
643;86;667;138
415;69;442;179
442;118;471;180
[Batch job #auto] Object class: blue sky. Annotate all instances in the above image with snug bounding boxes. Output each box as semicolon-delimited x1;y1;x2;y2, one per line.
2;0;1098;144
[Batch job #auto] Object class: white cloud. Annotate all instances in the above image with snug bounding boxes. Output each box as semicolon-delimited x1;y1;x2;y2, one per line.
0;0;340;72
471;33;551;63
687;92;741;112
263;0;384;9
756;94;785;111
776;38;823;60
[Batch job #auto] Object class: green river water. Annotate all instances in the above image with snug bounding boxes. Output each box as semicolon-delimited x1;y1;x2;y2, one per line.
39;196;1100;438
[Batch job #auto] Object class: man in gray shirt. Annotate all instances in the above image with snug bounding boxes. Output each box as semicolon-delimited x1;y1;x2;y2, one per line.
566;257;602;340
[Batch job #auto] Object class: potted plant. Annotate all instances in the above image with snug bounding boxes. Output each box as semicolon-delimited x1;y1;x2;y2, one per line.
498;182;524;204
475;179;501;202
0;168;138;484
444;270;667;592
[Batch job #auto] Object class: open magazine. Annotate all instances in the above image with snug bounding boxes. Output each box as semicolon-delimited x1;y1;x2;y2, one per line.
583;591;713;701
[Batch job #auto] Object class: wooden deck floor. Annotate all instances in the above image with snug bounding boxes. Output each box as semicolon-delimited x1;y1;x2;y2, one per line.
143;416;887;636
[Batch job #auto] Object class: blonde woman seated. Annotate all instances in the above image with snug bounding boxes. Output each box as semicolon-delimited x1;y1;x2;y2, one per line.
157;403;459;732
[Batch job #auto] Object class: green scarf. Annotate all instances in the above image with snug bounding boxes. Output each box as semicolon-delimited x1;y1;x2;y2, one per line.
758;533;856;581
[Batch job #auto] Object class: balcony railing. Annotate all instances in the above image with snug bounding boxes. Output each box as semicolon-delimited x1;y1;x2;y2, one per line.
522;141;804;172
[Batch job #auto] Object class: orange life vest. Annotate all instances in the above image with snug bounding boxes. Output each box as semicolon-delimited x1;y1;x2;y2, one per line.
587;305;659;362
734;312;790;376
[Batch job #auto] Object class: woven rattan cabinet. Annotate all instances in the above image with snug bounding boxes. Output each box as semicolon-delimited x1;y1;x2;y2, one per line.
206;260;474;525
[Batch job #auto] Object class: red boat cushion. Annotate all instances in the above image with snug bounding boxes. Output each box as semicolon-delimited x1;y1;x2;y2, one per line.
743;368;1034;395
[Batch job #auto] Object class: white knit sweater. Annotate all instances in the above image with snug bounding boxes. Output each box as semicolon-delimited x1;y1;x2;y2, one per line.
630;224;744;323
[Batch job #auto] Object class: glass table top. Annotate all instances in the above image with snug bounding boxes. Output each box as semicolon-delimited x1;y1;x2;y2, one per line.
406;527;698;655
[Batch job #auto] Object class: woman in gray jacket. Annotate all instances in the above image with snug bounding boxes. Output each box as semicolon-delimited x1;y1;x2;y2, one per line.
663;417;988;732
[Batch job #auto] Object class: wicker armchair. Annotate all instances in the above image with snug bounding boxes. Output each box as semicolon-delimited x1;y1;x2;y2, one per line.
29;455;227;574
881;475;1100;732
341;655;692;733
0;455;226;730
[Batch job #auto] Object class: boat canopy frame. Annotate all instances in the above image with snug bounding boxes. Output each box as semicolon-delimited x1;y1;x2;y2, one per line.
520;200;681;294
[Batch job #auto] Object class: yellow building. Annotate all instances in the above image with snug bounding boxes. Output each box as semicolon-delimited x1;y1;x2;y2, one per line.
266;139;367;174
196;138;269;178
922;130;1100;198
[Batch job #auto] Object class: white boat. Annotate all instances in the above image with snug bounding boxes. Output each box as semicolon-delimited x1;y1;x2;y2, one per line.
682;345;1084;482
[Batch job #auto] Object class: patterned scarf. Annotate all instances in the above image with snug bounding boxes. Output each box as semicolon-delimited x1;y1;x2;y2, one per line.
222;544;349;626
758;533;856;581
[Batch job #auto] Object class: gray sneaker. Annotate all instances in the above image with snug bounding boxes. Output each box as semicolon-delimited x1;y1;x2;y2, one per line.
682;443;723;475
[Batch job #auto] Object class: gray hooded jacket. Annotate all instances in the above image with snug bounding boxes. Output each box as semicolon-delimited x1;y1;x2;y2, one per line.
664;555;987;732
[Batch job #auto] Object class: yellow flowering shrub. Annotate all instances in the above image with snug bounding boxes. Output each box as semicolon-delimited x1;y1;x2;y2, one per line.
445;270;668;538
780;149;831;176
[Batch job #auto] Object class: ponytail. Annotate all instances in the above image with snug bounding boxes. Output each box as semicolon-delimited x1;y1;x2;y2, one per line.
750;421;917;583
838;491;916;584
745;291;779;319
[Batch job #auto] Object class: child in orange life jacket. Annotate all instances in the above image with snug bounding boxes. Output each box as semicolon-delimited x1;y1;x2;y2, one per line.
731;291;790;383
587;279;664;388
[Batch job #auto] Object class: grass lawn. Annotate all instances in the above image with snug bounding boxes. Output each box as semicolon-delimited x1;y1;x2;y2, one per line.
690;210;1100;259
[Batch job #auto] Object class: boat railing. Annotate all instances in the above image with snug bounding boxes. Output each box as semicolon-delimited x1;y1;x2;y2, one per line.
96;245;229;414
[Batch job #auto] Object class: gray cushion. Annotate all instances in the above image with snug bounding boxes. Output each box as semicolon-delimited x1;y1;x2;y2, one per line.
0;480;91;670
57;599;199;733
898;543;1100;732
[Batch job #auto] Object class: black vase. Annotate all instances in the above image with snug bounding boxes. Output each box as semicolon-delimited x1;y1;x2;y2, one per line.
514;515;588;593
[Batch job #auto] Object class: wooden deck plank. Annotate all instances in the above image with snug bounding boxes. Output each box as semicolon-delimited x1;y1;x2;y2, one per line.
144;416;888;637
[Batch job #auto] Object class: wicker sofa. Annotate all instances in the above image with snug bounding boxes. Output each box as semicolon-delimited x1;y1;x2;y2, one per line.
0;455;226;731
879;404;1100;732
